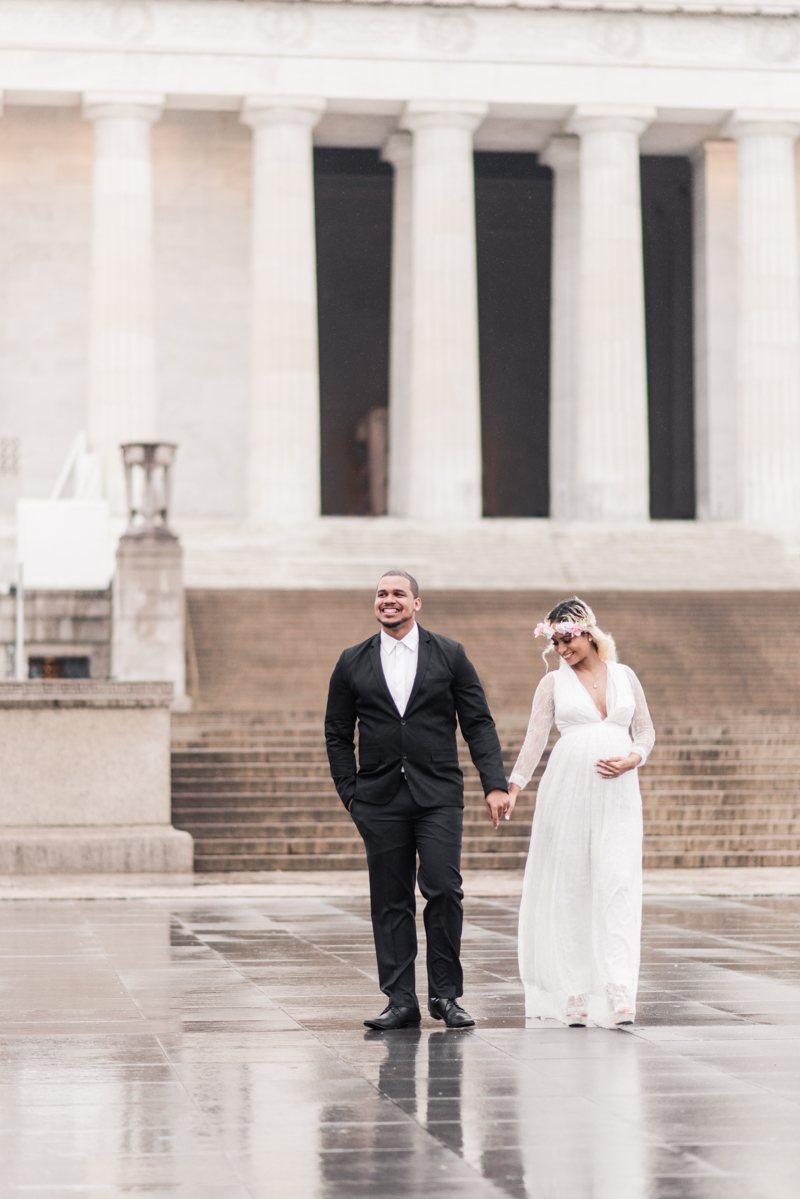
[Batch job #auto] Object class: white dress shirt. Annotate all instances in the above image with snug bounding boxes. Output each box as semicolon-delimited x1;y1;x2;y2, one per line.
380;622;419;717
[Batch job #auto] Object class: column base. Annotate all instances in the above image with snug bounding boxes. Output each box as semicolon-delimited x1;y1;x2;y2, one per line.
0;825;194;874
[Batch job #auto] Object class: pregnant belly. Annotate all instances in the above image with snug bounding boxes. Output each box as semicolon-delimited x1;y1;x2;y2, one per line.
552;722;633;761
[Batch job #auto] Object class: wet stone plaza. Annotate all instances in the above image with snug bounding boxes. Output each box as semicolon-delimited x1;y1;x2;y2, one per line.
1;894;799;1198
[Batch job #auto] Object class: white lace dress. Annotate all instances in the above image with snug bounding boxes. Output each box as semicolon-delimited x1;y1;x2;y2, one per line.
510;660;655;1028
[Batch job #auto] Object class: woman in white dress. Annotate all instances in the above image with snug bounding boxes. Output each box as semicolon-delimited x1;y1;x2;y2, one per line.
506;597;655;1029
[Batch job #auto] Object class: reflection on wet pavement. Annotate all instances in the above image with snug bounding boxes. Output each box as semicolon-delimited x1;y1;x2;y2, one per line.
0;895;798;1197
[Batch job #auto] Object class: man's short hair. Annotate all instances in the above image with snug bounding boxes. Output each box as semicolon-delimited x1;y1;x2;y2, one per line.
378;570;419;599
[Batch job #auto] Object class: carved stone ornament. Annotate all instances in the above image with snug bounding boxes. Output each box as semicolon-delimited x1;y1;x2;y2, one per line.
591;13;642;59
420;10;475;53
95;0;154;44
751;18;800;63
258;3;314;49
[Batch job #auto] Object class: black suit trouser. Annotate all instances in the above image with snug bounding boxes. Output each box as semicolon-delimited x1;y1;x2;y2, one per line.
351;779;464;1009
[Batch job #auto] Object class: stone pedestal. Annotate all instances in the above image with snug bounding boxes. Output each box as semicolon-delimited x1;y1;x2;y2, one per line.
0;681;192;873
112;533;189;710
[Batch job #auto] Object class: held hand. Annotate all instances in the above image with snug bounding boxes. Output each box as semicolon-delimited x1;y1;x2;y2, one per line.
505;783;520;824
596;753;642;779
486;788;515;830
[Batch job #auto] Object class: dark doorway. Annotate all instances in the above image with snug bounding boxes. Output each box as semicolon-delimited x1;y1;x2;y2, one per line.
475;153;553;517
314;149;393;516
640;156;696;520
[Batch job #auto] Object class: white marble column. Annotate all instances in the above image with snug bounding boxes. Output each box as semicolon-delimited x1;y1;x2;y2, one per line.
567;105;655;522
241;96;325;524
381;132;413;518
83;92;164;514
400;101;487;521
540;136;580;522
692;140;738;522
725;111;800;525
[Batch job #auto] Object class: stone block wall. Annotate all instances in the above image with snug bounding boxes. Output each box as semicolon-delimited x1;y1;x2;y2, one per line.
0;588;111;679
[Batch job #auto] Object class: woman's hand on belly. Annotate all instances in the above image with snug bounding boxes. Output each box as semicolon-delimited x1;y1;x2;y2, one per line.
596;752;642;779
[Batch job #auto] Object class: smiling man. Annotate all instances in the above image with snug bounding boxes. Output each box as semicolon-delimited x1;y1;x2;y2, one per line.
325;571;510;1030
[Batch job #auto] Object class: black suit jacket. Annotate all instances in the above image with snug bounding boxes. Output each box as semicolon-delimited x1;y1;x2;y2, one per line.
325;624;508;809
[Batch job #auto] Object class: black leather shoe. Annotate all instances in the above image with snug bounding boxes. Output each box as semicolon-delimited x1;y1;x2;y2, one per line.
364;1005;422;1031
428;997;475;1028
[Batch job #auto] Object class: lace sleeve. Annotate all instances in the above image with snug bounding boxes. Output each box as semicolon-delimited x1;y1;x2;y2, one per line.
509;672;556;789
623;666;655;766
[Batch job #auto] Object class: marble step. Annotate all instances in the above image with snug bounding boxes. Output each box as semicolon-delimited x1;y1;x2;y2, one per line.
170;755;800;776
642;833;800;851
639;776;800;792
171;807;536;825
172;690;800;868
643;851;800;868
644;821;800;836
642;800;800;820
192;852;531;872
188;833;528;856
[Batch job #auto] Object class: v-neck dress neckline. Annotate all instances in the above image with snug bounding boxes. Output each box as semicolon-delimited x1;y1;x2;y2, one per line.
563;659;609;721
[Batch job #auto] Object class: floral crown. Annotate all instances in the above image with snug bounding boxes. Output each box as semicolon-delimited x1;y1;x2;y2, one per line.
534;618;592;640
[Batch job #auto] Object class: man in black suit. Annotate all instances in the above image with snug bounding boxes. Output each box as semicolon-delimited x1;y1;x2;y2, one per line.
325;571;510;1030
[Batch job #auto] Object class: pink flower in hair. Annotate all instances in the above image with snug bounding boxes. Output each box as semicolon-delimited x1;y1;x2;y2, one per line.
553;620;589;638
535;617;591;640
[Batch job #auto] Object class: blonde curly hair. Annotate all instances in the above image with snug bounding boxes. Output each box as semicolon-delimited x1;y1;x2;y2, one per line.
540;596;618;667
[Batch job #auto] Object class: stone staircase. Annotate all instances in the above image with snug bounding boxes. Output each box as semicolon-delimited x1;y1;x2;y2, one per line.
172;589;800;870
641;720;800;867
171;713;800;871
171;714;542;871
184;588;800;717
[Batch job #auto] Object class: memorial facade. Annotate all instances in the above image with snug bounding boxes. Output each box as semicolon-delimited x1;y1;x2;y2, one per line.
0;0;799;591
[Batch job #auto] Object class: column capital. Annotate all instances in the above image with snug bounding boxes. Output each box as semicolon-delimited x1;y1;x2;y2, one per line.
540;134;579;172
566;104;656;137
723;109;800;139
83;92;165;123
241;96;325;129
381;131;412;169
401;100;488;134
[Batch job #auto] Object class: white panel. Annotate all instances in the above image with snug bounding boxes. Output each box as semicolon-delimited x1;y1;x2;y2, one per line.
17;499;115;589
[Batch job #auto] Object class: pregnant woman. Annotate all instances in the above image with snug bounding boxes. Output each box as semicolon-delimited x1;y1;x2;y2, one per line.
507;597;655;1028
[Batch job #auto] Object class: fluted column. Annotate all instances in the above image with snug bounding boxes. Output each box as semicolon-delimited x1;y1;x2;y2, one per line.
725;111;800;525
400;101;487;521
567;105;655;522
692;140;738;521
83;92;164;514
242;96;325;524
381;132;413;518
541;136;580;522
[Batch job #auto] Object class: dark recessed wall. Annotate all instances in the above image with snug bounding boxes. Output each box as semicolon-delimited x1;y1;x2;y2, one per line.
640;156;696;520
475;153;553;518
314;149;393;516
